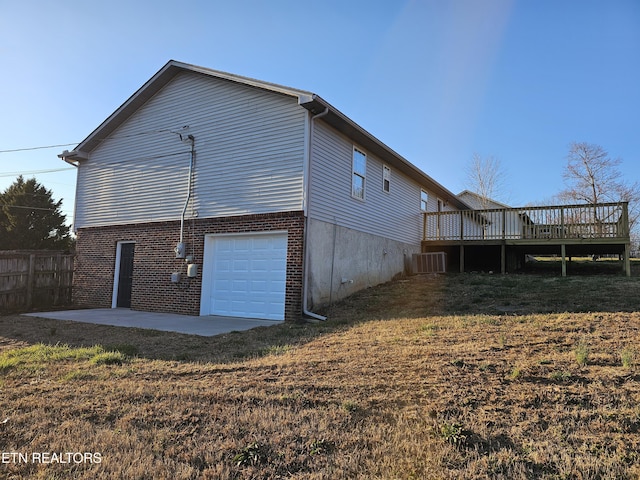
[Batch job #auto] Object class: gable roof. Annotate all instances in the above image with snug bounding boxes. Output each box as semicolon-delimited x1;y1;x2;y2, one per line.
457;190;512;209
60;60;470;210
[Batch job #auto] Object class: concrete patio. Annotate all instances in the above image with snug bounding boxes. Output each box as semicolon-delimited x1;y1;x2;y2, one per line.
23;308;282;337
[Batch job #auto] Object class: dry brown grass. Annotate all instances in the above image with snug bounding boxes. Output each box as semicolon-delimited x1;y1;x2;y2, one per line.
1;271;640;479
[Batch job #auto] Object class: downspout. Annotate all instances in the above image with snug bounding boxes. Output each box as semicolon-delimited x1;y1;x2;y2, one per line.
302;107;329;321
176;134;195;257
58;151;80;233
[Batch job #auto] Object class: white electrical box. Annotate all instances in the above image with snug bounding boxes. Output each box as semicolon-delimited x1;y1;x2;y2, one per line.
187;264;198;278
175;242;186;259
171;272;181;283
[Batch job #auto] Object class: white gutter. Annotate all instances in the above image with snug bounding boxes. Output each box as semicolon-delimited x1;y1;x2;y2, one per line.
57;150;83;233
57;150;82;167
302;107;329;322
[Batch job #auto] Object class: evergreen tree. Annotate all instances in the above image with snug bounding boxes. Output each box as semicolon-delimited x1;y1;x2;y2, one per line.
0;176;73;250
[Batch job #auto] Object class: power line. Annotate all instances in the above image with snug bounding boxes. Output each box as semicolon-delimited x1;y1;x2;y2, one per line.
0;127;183;155
0;204;58;212
0;143;80;153
0;125;191;156
0;122;195;158
0;167;76;178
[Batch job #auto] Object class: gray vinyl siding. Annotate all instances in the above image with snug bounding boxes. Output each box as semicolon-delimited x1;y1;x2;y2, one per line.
75;71;306;228
308;121;428;245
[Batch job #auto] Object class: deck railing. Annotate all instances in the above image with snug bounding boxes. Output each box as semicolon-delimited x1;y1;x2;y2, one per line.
423;202;629;242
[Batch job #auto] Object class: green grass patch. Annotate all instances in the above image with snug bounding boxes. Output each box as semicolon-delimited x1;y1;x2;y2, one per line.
620;346;636;368
0;343;104;371
0;343;131;372
90;351;128;366
575;337;590;366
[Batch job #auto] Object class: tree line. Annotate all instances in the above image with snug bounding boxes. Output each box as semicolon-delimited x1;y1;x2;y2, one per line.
0;176;73;251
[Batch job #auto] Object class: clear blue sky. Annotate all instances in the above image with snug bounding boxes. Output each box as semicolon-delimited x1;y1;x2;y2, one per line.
1;0;638;227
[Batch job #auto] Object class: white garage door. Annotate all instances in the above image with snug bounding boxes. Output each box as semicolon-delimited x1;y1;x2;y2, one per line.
200;232;288;321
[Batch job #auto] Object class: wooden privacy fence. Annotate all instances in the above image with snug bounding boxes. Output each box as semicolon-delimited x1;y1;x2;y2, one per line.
0;251;74;312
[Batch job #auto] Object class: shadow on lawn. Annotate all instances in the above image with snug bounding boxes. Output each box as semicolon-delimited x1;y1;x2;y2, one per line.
331;268;640;319
1;267;639;364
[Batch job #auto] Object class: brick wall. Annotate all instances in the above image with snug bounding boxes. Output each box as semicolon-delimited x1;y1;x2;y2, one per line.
73;211;305;322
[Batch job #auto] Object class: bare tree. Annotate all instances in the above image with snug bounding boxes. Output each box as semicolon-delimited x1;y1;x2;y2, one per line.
560;141;640;234
465;153;508;209
631;232;640;258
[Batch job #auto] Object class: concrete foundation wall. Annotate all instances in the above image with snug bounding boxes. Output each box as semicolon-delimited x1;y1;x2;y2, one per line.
306;218;420;309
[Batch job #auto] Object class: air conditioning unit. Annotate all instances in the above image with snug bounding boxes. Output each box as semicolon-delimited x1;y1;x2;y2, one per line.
412;252;447;274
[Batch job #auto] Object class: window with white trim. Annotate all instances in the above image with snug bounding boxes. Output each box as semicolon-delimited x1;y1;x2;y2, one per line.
382;165;390;193
421;190;429;211
352;148;366;200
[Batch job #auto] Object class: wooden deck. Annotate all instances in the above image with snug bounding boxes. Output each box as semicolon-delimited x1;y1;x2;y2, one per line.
422;202;631;276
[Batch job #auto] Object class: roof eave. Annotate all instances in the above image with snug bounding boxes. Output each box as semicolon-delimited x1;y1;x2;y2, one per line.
57;149;88;165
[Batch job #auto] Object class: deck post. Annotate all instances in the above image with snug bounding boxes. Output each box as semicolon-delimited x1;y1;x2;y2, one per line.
501;244;506;274
459;212;465;273
561;244;567;277
624;243;631;277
